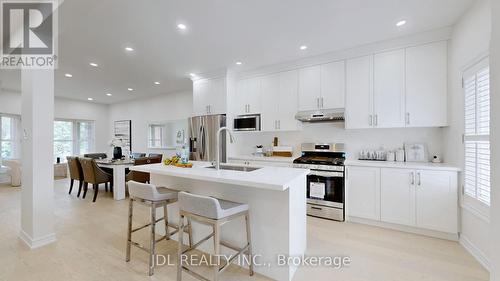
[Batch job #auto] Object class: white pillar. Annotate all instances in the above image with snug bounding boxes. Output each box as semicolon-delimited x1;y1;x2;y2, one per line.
19;69;56;249
490;1;500;280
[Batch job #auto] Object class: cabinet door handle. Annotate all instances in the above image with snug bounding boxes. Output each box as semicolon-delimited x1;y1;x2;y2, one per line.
316;98;319;108
274;120;277;129
321;97;324;108
374;114;378;126
278;120;281;130
369;115;373;126
410;172;415;185
406;113;410;125
248;104;251;113
417;172;421;186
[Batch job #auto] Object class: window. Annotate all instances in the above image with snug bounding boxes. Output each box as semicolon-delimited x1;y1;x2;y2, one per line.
463;57;490;206
0;115;21;159
53;120;94;162
148;124;164;148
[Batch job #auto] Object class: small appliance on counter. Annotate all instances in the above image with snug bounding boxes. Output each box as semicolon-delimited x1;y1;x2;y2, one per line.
293;143;345;221
252;145;265;157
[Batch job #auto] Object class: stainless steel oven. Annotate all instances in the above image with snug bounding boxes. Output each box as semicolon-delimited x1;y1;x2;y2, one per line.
306;167;345;221
233;114;261;131
293;143;345;221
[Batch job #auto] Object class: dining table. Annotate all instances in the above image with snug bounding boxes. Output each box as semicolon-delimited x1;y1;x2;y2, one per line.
95;159;134;200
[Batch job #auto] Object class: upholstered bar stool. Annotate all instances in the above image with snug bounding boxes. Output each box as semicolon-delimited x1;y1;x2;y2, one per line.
126;181;193;276
177;192;254;281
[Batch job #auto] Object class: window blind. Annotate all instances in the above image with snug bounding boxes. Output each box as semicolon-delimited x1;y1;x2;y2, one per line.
463;59;490;206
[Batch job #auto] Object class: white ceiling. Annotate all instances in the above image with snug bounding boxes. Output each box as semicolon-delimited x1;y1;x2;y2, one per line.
0;0;476;104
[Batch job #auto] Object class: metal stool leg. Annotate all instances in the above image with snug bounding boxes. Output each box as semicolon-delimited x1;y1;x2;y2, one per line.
187;217;193;248
213;222;221;281
164;205;170;240
126;199;134;262
149;203;156;276
245;212;254;276
177;214;185;281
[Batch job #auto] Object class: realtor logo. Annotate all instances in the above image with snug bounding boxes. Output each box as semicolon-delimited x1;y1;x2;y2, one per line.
0;0;57;68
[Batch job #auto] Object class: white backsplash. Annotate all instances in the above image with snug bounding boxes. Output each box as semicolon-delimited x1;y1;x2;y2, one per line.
229;122;444;161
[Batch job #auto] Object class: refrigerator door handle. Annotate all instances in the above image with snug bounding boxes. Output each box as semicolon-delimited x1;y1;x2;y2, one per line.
199;125;205;160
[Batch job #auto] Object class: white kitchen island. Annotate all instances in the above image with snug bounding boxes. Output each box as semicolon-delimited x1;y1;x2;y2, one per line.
130;161;309;281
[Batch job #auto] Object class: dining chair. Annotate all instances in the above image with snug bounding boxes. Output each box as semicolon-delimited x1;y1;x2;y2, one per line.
66;156;84;197
80;157;113;202
83;153;108;159
126;156;162;183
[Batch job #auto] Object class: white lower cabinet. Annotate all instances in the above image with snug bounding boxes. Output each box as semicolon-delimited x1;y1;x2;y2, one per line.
346;166;381;220
347;165;458;235
381;168;416;226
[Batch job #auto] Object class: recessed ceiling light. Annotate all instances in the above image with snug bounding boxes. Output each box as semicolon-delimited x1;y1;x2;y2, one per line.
177;23;187;30
396;20;407;27
154;81;161;85
106;93;112;96
89;62;98;67
64;73;73;78
235;61;242;65
87;98;93;101
125;47;134;52
127;88;134;92
299;45;308;50
189;73;196;77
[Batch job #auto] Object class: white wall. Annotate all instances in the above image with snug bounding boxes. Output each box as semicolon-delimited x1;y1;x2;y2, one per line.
0;91;110;152
230;124;443;160
443;0;491;271
108;91;192;158
489;0;500;280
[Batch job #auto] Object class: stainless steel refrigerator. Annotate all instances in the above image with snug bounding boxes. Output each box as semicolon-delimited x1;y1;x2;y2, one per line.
188;114;227;162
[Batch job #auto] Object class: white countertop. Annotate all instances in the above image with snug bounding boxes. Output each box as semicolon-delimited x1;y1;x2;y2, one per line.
345;160;461;172
228;155;296;163
130;161;309;191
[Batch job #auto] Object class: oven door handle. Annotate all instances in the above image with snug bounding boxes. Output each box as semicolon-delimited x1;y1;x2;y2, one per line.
309;171;344;177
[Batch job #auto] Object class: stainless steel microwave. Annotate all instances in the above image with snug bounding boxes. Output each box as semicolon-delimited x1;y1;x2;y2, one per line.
233;114;261;131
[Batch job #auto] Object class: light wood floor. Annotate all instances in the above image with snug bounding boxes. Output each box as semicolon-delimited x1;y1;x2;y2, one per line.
0;179;489;281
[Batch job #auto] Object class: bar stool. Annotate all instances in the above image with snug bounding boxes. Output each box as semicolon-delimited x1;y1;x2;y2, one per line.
126;181;193;276
177;191;253;281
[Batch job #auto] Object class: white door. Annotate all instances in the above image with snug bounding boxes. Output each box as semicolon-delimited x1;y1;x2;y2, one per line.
415;170;458;233
346;166;381;220
380;168;415;226
321;61;345;109
373;49;406;128
193;79;210;115
345;55;374;129
208;77;227;114
277;70;299;131
246;77;262;114
298;65;321;111
406;41;448;127
260;73;280;131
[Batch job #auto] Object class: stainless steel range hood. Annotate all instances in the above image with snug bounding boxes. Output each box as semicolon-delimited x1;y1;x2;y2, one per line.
295;108;345;122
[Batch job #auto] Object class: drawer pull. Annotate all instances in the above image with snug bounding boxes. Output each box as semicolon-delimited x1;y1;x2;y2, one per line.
311;206;322;210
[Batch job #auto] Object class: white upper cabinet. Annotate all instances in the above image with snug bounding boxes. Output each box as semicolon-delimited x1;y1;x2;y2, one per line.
278;70;300;131
298;61;345;111
345;55;374;129
298;65;321;111
235;77;261;115
405;41;448;127
260;70;300;131
373;49;406;128
321;61;345;109
193;77;227;116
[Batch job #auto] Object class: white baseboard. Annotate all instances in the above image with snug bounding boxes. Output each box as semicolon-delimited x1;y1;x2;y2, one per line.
459;234;490;271
347;216;459;241
19;230;56;249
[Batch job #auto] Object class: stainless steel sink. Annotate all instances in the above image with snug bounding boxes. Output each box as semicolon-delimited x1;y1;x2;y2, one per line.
205;165;261;172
